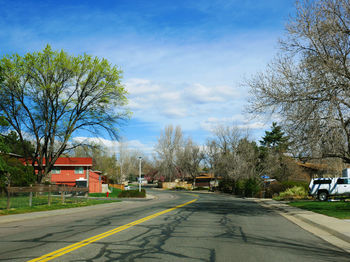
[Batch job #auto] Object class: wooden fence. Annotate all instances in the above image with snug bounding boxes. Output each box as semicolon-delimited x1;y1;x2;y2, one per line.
109;184;125;190
5;185;89;210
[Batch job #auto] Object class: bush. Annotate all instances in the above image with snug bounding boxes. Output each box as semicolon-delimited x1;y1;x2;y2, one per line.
193;187;208;191
118;189;146;198
265;181;309;198
109;187;122;197
243;178;261;197
277;186;308;200
233;180;245;195
281;181;309;191
174;186;187;190
265;181;284;197
219;180;233;193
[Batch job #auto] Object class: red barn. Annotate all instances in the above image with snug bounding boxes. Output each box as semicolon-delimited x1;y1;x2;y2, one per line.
39;157;103;193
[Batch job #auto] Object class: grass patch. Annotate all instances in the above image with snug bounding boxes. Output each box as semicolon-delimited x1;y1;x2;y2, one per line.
89;187;122;198
0;196;120;215
288;201;350;219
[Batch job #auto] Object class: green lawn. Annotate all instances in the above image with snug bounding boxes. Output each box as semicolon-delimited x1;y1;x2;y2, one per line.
0;195;120;215
1;187;127;216
288;201;350;219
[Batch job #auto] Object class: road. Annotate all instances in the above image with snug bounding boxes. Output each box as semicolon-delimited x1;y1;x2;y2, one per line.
0;188;349;262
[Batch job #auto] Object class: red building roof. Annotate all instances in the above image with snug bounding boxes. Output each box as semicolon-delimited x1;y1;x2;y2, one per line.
40;157;93;166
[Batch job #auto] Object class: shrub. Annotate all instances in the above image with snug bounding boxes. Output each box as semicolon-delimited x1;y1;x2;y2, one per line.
243;178;261;197
234;180;245;195
174;186;189;190
118;189;146;198
266;181;284;197
109;187;122;197
219;180;233;193
278;186;308;200
281;181;309;191
193;187;208;191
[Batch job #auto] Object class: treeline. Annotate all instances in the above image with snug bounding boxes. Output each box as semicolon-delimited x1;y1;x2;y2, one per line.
153;123;304;196
71;141;155;184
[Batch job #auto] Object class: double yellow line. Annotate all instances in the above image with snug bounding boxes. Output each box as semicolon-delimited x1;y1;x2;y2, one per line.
28;198;197;262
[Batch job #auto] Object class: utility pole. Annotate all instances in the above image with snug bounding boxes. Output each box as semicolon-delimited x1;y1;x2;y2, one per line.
138;156;142;192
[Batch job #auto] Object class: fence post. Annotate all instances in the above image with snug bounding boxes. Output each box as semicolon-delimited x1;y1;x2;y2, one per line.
6;183;10;210
48;185;51;206
61;186;65;204
29;184;33;207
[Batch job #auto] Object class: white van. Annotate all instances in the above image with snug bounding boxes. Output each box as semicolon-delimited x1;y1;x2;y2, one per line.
308;177;350;201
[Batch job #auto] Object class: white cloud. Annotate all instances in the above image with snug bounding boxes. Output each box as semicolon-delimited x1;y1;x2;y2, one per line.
72;136;153;155
125;78;244;128
184;83;239;103
162;107;188;118
72;137;118;148
200;116;268;133
124;79;162;95
237;122;268;130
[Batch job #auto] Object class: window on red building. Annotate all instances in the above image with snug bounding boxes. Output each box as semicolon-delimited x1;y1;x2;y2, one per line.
51;167;61;174
75;167;84;174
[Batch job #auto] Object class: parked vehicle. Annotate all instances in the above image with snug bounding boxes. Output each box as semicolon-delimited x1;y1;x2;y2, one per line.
308;177;350;201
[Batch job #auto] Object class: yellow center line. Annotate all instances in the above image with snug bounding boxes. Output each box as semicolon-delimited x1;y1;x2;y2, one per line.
28;198;198;262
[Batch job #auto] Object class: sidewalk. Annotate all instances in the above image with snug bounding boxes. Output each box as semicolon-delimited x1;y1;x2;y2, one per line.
256;198;350;250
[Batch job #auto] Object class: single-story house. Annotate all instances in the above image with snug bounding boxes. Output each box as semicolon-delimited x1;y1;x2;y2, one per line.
194;173;219;188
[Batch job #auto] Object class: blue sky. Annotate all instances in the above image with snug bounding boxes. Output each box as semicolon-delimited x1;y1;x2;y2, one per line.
0;0;295;154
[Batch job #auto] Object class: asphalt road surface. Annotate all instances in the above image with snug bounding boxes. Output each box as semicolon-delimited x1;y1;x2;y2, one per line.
0;188;349;262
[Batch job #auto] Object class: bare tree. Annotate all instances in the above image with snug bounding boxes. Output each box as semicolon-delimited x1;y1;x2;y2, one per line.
176;138;204;180
235;138;259;180
247;0;350;163
117;138;130;183
204;140;220;173
155;125;183;181
205;125;258;181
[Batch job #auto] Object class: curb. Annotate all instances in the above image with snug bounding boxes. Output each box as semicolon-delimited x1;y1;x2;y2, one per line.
292;212;350;243
255;199;350;244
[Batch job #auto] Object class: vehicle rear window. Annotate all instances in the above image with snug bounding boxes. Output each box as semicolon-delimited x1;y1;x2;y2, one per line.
313;180;331;184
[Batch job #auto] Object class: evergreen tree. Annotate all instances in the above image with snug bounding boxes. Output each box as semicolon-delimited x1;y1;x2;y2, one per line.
260;122;289;152
259;122;291;181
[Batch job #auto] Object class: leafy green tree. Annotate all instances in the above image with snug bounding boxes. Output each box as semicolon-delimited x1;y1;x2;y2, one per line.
0;124;34;188
0;45;129;182
3;131;35;158
0;155;34;188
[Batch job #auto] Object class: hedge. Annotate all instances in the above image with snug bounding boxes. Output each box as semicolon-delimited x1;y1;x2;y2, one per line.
118;189;146;198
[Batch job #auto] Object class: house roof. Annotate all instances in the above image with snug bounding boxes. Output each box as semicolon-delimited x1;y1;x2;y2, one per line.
40;157;93;166
297;162;328;171
196;173;215;179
